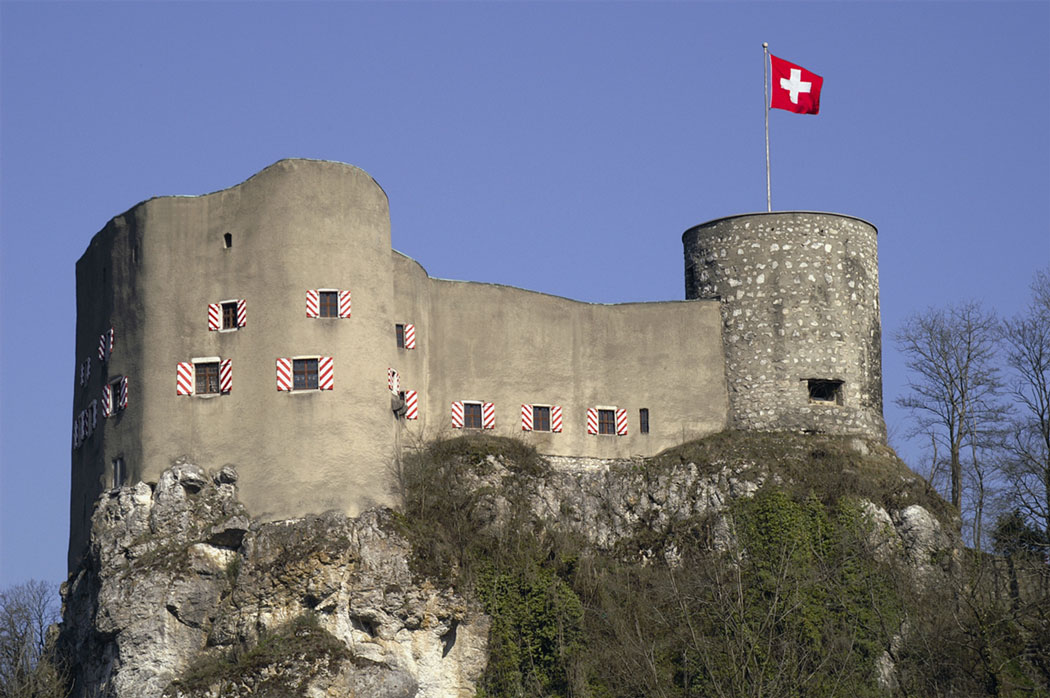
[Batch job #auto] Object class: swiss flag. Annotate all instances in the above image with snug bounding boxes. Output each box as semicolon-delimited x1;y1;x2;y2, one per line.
769;54;823;115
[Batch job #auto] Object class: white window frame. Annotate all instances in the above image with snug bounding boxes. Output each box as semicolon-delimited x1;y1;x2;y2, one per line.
218;299;241;333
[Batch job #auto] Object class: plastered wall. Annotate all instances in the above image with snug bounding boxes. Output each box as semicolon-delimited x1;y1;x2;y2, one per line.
69;160;731;571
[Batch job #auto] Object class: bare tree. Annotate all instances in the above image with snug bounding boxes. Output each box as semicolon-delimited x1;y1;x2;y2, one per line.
0;580;67;698
895;302;1006;524
1000;268;1050;551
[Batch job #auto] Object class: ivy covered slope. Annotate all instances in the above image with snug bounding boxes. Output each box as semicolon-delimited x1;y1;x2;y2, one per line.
399;432;1049;698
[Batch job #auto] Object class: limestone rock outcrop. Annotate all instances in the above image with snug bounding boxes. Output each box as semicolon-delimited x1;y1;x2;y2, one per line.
60;462;487;698
60;435;955;696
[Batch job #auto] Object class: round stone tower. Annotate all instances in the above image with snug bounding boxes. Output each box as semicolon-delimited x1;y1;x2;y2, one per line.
683;212;885;439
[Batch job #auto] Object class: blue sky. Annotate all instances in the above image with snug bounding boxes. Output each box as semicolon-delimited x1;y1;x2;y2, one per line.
1;1;1047;588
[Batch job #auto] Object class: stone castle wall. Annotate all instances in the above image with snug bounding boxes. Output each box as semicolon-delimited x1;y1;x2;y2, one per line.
682;212;885;438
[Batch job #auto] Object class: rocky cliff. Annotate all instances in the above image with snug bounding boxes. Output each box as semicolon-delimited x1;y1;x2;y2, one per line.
60;432;957;697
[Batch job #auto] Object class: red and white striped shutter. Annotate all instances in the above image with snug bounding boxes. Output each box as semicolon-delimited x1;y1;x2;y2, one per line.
220;359;232;393
208;303;221;331
338;290;352;318
521;404;533;431
405;390;419;420
118;377;129;410
404;324;416;349
107;328;115;357
102;384;112;417
276;358;293;391
98;329;113;361
306;290;320;318
451;401;464;429
615;408;628;436
237;299;247;327
551;405;563;433
482;402;495;430
176;362;194;395
586;408;598;435
387;368;399;393
318;357;334;390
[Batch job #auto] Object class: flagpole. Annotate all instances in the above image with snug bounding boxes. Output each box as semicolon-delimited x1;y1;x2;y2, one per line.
763;42;771;212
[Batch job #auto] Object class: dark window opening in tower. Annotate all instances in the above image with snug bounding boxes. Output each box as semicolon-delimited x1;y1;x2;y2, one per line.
224;232;232;248
113;457;126;488
808;379;843;405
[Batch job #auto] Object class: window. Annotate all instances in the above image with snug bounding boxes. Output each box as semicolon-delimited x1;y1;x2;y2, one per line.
588;407;626;435
521;404;562;432
113;457;126;488
195;362;220;394
464;402;483;429
178;358;231;396
319;291;338;318
103;376;128;417
98;327;115;362
221;302;238;330
640;408;650;434
808;379;843;405
533;406;551;432
276;357;332;391
395;323;416;349
223;232;232;249
294;358;319;390
209;300;245;331
453;401;492;429
307;289;350;319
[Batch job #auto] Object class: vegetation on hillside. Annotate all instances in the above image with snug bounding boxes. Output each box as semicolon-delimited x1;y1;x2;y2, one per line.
399;432;1050;697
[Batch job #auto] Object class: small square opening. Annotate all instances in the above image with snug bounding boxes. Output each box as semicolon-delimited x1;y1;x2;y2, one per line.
808;379;843;405
223;233;232;248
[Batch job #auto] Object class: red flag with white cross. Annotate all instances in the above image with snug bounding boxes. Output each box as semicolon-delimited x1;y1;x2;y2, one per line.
769;54;823;115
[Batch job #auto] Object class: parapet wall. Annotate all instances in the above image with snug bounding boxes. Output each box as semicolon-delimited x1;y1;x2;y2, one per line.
683;212;885;439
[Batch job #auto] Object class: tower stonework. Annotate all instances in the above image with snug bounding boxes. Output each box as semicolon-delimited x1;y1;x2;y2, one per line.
683;212;885;439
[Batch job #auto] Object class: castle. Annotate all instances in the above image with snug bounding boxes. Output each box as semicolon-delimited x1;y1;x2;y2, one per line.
68;158;884;570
